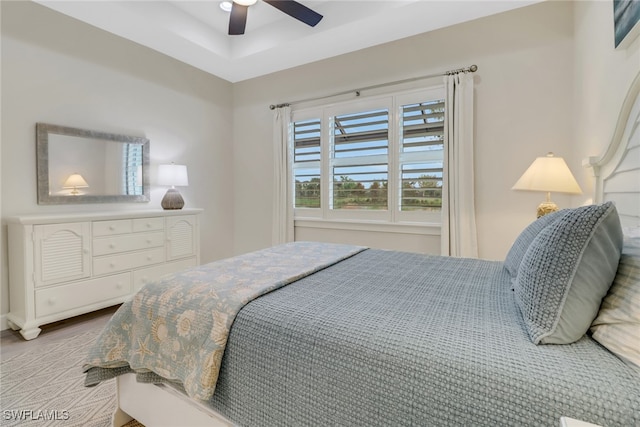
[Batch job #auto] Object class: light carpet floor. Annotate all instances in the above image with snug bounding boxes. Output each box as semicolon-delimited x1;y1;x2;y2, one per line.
0;328;143;427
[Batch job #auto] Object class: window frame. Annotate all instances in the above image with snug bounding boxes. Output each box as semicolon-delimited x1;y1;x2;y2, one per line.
291;85;445;226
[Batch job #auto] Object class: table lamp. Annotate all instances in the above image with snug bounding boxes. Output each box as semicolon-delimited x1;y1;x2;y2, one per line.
158;163;189;210
512;152;582;218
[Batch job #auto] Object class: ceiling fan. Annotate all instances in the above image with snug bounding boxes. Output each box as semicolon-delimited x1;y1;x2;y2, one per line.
227;0;323;35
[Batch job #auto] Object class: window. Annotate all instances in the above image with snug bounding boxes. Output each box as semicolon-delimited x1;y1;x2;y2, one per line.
331;108;389;211
122;143;144;196
399;98;445;214
292;87;445;224
293;118;322;208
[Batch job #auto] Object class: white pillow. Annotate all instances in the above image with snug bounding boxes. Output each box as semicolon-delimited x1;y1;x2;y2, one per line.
591;237;640;371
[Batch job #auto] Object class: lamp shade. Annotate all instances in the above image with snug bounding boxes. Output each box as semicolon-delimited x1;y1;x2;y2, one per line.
512;153;582;194
158;163;189;187
63;173;89;189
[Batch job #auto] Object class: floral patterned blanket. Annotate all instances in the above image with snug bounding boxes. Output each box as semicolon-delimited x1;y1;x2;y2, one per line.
83;241;366;401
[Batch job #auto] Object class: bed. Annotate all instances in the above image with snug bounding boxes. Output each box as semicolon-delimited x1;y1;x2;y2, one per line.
84;72;640;427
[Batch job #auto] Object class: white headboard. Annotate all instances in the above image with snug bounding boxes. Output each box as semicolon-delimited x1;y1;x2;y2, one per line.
585;72;640;230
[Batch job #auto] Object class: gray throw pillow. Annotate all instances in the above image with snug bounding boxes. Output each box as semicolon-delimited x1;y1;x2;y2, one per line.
503;209;568;278
514;202;623;344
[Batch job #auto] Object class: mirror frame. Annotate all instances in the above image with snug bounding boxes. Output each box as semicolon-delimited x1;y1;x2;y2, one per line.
36;123;150;205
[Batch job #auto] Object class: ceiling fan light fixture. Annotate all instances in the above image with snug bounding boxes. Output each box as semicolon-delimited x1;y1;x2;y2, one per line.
234;0;258;6
220;1;233;12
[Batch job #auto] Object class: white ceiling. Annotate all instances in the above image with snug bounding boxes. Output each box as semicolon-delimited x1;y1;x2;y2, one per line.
34;0;541;83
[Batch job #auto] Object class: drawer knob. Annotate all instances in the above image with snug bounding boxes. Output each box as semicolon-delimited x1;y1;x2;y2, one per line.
109;243;116;249
116;282;123;289
147;255;153;261
146;239;152;244
83;249;90;254
109;226;115;231
48;297;56;306
146;223;152;228
110;263;116;268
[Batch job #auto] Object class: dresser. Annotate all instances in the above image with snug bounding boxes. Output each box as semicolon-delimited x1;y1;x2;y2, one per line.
6;209;202;340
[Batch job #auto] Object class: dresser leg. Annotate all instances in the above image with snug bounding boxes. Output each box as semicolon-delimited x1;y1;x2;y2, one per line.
20;327;42;340
6;319;20;331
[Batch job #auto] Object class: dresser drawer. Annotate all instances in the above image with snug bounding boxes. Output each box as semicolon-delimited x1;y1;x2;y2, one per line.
133;257;197;292
36;272;130;317
133;217;164;233
93;219;133;237
93;231;164;256
93;247;165;276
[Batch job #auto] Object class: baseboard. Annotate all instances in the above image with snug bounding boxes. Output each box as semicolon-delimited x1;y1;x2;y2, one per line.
0;313;8;331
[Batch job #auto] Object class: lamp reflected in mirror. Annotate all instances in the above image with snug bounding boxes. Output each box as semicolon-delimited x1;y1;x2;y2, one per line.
63;173;89;195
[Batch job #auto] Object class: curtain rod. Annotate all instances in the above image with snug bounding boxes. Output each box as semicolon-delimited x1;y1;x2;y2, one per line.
269;64;477;110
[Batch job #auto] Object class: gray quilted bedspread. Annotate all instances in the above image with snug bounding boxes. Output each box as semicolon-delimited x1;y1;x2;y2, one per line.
209;249;640;427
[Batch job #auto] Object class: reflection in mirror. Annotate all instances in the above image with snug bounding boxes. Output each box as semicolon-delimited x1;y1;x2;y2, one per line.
48;134;144;196
37;123;150;204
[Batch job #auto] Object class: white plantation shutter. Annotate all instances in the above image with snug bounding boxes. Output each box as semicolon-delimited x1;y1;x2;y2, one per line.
293;118;322;209
122;143;143;195
400;100;444;214
331;108;389;210
290;86;447;226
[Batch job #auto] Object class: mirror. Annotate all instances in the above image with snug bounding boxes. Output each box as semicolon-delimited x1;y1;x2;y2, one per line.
36;123;150;204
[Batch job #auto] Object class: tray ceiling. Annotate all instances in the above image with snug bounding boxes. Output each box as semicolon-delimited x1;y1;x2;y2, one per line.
34;1;541;83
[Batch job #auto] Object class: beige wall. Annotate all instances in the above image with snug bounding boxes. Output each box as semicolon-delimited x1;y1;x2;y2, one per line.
0;2;234;320
572;0;640;201
232;1;576;259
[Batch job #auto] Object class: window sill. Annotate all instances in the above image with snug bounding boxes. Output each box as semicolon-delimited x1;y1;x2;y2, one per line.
294;218;441;236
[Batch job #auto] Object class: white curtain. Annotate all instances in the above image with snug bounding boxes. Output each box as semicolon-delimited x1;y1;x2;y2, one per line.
272;105;294;245
441;72;478;257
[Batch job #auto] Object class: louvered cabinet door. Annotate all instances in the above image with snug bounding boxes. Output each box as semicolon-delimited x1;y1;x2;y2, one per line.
165;215;198;261
34;222;91;287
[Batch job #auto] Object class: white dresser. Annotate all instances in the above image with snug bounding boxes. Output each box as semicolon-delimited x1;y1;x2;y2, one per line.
6;209;202;339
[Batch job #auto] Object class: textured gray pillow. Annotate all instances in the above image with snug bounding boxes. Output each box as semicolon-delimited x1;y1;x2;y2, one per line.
514;202;623;344
503;209;568;278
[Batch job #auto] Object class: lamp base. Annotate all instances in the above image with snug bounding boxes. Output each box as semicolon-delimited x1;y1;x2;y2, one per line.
161;188;184;210
537;201;558;218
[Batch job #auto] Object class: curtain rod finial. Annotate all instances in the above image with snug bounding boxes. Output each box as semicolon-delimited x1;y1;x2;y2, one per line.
469;65;478;72
269;103;291;110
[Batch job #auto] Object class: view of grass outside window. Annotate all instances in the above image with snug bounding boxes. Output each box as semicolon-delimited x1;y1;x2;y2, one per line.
292;87;445;223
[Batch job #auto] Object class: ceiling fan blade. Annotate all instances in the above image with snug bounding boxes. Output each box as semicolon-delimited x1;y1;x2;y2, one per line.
229;2;249;35
264;0;323;27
